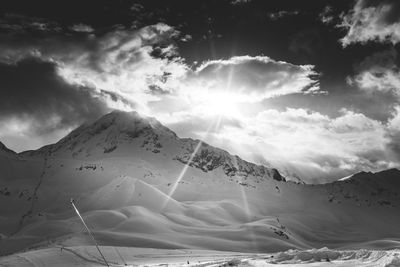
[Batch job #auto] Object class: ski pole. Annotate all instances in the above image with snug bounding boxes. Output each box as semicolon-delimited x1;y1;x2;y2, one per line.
70;198;110;267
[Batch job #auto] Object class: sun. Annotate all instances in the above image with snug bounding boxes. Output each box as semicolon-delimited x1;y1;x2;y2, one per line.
193;89;243;118
207;92;242;117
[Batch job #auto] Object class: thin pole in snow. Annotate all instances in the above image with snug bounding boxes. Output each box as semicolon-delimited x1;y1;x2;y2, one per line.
70;198;110;267
114;246;127;266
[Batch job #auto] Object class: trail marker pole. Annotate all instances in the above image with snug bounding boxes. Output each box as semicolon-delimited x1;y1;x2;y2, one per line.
70;198;110;267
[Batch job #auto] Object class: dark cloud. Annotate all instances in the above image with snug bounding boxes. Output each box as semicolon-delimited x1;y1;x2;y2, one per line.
0;58;110;134
385;131;400;161
355;48;399;72
0;16;181;69
0;28;94;65
0;13;62;33
384;107;400;161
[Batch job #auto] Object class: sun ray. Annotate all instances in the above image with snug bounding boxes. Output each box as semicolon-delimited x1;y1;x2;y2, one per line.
239;183;258;251
230;154;258;251
161;120;216;210
211;50;236;133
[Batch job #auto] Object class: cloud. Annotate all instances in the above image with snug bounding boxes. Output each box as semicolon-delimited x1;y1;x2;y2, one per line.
385;106;400;161
319;6;335;24
69;23;94;33
0;13;62;32
0;22;188;113
247;109;384;161
230;0;252;5
238;109;388;181
262;108;394;181
0;58;116;152
187;55;322;102
338;0;400;46
0;19;341;180
0;20;190;150
160;106;391;183
56;24;188;111
267;10;300;21
349;49;400;95
0;18;323;116
339;41;400;177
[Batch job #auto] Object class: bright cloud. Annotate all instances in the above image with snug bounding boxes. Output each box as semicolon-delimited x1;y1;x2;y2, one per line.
349;49;400;95
0;22;321;116
54;24;188;113
161;107;392;183
186;55;321;101
339;0;400;46
69;23;94;33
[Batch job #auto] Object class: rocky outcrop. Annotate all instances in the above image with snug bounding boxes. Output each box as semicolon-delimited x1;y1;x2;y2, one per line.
175;140;285;182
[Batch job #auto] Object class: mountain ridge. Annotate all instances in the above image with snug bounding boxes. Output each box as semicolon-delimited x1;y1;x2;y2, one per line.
17;110;286;182
5;111;400;184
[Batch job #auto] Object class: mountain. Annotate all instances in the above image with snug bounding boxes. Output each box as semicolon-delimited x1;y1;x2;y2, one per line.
0;141;17;157
20;111;178;157
21;110;285;182
343;168;400;184
1;111;400;256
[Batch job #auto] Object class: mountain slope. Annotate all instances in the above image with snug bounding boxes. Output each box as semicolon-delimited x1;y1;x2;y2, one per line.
20;110;285;183
0;141;17;158
1;111;400;256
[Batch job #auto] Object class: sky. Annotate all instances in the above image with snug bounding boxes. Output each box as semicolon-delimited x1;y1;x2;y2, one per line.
0;0;400;183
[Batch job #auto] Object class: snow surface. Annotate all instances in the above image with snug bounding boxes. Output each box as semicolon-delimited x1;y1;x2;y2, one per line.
1;246;400;266
1;111;400;266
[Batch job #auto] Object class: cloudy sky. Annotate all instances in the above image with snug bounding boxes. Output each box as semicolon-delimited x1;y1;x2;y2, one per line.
1;0;400;183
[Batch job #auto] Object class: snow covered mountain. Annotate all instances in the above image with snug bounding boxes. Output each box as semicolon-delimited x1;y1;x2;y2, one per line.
22;111;285;182
1;111;400;256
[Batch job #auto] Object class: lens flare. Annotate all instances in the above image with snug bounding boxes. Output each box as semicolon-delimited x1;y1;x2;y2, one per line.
161;120;217;210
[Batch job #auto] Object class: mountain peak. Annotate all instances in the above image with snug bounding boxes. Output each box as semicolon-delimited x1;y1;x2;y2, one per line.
18;110;285;182
22;110;177;157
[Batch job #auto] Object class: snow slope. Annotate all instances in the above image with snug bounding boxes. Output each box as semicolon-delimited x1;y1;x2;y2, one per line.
1;111;400;259
1;246;400;267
